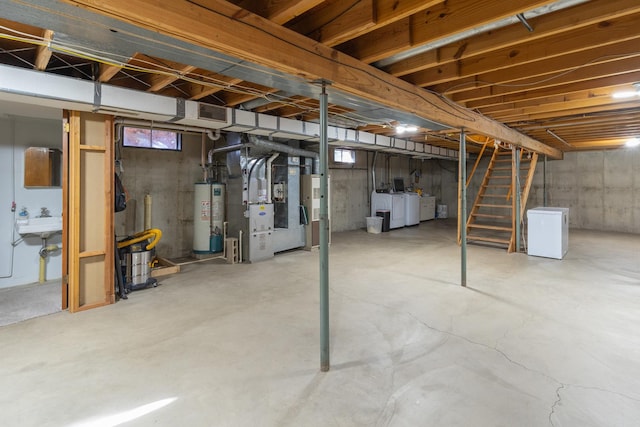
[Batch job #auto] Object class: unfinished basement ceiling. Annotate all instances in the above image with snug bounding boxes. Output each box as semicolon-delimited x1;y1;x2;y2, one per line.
1;0;639;154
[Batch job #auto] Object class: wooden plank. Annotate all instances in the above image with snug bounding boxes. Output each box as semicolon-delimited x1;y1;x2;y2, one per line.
236;0;325;25
407;12;640;87
99;63;122;82
34;29;54;70
468;224;512;231
467;236;510;244
290;0;441;46
62;0;562;158
451;55;640;104
79;145;107;152
68;111;81;312
385;0;640;77
79;250;107;258
339;0;553;63
150;257;180;278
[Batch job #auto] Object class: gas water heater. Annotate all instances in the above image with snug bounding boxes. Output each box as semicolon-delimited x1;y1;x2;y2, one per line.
193;182;225;254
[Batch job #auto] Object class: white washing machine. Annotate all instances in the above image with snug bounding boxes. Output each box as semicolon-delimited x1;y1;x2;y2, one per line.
404;192;420;226
371;191;405;229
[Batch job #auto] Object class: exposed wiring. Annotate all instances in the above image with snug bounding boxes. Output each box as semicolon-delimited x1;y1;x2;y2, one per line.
442;52;640;94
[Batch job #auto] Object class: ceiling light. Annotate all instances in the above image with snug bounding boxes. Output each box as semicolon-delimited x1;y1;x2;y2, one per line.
625;137;640;148
612;90;640;99
396;124;418;134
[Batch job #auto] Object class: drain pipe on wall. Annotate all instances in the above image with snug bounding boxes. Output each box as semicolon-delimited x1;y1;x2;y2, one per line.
39;240;60;283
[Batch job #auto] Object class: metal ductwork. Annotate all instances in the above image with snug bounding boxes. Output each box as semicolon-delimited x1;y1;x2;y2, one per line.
248;135;320;173
0;63;463;161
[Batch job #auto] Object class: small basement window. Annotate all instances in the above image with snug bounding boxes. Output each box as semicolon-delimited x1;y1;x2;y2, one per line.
334;148;355;164
122;126;182;151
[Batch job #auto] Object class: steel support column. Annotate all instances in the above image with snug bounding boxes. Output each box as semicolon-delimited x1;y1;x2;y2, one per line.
460;130;467;287
319;82;330;372
514;148;522;253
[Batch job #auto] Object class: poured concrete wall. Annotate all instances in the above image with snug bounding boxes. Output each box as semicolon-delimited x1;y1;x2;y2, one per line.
115;134;204;258
529;149;640;233
332;149;461;231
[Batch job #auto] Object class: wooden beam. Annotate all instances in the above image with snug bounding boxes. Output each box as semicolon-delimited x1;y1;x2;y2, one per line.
406;12;640;87
98;63;122;82
384;0;640;77
34;29;54;71
235;0;325;25
450;56;640;104
60;0;561;158
186;75;244;100
476;85;634;115
489;97;640;121
289;0;441;47
462;60;640;109
337;0;554;63
128;53;199;92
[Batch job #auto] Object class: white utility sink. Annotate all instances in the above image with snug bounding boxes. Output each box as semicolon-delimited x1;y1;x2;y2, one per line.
16;216;63;237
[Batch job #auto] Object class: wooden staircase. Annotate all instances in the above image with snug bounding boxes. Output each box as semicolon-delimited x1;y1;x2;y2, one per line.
466;144;538;252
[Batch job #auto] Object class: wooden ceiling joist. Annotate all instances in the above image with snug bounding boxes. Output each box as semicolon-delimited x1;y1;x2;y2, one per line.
383;0;640;77
61;0;561;158
407;12;640;88
336;0;555;64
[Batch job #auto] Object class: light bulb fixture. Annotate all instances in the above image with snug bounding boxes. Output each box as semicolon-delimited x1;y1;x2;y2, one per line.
396;124;418;134
625;137;640;148
612;83;640;99
612;90;639;99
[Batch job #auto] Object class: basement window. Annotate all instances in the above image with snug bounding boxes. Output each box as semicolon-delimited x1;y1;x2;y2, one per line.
334;148;355;164
122;126;182;151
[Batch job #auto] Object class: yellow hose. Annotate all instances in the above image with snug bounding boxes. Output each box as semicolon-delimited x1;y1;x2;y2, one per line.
117;228;162;250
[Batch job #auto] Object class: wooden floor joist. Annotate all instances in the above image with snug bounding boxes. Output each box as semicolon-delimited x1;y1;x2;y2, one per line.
61;0;562;158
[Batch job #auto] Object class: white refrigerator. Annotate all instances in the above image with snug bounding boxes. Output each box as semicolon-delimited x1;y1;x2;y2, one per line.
527;207;569;259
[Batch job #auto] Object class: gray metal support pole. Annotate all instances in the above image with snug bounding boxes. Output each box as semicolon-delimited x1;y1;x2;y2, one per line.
460;129;467;287
319;82;330;372
514;148;521;253
543;155;547;207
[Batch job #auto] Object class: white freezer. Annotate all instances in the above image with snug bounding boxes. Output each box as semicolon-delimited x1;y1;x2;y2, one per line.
527;207;569;259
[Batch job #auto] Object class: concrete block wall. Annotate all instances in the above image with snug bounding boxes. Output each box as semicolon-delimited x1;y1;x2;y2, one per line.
529;149;640;233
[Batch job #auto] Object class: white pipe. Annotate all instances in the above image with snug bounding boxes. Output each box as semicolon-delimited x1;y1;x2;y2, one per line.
265;153;280;204
238;230;243;263
206;129;221;141
201;133;207;181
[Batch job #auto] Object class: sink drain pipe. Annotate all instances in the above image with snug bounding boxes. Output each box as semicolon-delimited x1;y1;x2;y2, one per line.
39;239;60;283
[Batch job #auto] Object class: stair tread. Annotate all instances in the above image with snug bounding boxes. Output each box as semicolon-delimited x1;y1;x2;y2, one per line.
467;236;511;244
468;224;513;231
471;213;512;219
477;203;511;208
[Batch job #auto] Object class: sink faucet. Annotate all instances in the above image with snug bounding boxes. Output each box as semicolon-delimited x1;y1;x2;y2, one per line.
39;207;51;218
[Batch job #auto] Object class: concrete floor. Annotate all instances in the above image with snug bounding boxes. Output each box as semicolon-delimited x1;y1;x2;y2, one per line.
1;220;639;426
